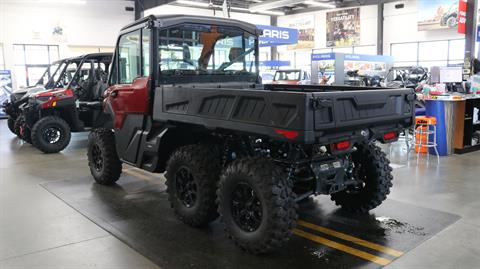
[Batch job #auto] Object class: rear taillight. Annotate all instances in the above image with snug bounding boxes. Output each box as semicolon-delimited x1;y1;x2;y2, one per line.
274;129;299;140
383;132;398;141
332;140;351;151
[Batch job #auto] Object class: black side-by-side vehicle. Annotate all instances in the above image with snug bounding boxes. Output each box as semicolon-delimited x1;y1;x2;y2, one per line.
18;53;112;153
2;58;75;135
87;15;415;254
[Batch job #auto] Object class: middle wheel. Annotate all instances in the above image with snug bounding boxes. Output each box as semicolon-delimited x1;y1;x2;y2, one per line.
217;157;298;254
165;144;221;227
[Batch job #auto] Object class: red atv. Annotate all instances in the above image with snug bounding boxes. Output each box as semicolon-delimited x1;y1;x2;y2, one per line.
18;53;112;153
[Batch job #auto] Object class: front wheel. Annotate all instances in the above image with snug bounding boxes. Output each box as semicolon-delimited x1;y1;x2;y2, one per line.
330;143;393;213
217;157;297;254
14;115;31;143
31;116;71;153
87;128;122;185
7;117;15;134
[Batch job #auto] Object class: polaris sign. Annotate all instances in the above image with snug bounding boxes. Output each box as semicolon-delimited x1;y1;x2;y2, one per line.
256;25;299;47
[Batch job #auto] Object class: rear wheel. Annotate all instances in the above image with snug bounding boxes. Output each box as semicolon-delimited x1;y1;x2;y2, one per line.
7;117;15;134
330;143;393;213
165;144;221;227
31;116;71;153
217;157;297;254
87;128;122;185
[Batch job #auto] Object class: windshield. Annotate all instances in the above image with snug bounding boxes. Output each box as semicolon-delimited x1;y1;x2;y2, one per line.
37;62;64;88
53;62;79;88
159;24;257;77
274;71;301;81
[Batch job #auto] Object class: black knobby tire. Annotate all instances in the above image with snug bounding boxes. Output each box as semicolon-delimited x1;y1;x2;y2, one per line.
87;128;122;185
165;144;221;227
31;116;71;153
217;157;298;254
7;117;15;134
14;116;32;143
330;143;393;213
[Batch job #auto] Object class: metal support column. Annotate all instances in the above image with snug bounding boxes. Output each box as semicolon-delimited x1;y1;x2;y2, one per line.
464;0;478;74
270;16;278;61
377;1;384;55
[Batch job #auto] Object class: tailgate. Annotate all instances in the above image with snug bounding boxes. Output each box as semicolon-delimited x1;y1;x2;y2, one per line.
311;89;415;131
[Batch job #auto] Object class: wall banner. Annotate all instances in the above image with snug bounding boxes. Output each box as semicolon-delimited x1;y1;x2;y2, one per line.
326;8;360;47
417;0;460;31
286;16;315;50
0;70;13;118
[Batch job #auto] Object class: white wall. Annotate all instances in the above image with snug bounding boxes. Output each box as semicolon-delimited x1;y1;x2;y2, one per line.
383;0;464;55
0;0;135;73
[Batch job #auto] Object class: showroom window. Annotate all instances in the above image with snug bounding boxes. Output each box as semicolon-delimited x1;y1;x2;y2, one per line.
13;44;59;87
390;39;464;69
295;51;312;72
278;51;312;70
312;45;377;55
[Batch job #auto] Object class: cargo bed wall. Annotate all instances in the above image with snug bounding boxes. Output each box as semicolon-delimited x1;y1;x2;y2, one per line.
311;89;414;131
152;86;312;142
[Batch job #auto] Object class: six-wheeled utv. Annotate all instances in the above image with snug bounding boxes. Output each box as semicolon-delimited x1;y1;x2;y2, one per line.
18;53;112;153
86;15;415;254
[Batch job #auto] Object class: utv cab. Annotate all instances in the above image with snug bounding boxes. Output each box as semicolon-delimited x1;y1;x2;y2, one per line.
18;53;112;153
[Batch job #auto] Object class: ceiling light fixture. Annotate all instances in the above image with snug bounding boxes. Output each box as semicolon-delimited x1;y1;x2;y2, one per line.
38;0;86;4
252;10;285;16
249;0;304;12
304;1;336;8
230;6;250;12
176;0;210;8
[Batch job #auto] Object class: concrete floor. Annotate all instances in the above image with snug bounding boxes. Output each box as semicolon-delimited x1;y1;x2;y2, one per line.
0;118;479;269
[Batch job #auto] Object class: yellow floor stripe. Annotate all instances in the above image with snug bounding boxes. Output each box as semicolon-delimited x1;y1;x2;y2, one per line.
123;169;151;181
298;220;404;257
293;228;392;266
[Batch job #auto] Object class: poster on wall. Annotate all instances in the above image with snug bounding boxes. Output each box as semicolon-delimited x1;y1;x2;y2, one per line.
417;0;460;31
286;16;315;50
326;8;360;47
0;70;13;118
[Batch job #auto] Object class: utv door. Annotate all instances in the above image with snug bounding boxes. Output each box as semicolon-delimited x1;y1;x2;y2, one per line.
104;28;152;163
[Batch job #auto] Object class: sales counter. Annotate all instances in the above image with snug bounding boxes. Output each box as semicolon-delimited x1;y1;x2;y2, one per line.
419;94;480;155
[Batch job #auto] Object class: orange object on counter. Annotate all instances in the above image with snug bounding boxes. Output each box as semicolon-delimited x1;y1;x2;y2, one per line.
415;116;437;153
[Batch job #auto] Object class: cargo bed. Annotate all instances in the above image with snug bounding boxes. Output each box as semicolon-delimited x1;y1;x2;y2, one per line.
153;84;415;144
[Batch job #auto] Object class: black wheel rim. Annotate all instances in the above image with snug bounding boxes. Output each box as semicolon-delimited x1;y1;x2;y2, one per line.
43;127;62;144
346;153;368;194
91;144;103;172
175;167;197;208
231;182;263;232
